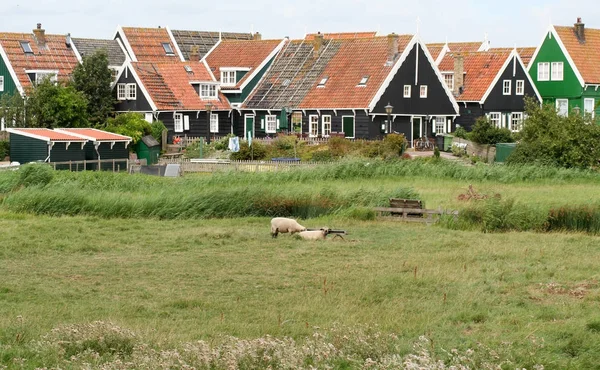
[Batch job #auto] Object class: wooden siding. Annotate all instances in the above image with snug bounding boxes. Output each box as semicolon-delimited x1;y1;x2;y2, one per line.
484;57;540;111
49;142;86;164
9;133;47;163
160;110;232;143
84;141;130;170
0;54;18;97
113;66;153;112
456;103;484;131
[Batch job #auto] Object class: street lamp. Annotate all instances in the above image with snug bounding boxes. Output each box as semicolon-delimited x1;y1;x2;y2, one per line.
205;102;213;144
385;103;393;134
573;106;581;116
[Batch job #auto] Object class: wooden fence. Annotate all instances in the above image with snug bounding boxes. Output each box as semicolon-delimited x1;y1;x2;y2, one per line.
175;134;363;147
373;207;459;224
49;158;129;172
158;158;332;173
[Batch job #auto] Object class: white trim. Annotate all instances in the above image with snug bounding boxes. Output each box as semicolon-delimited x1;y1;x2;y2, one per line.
550;61;564;81
516;80;525;95
221;89;242;94
71;38;83;64
201;39;222;62
556;99;569;117
165;26;185;62
341;115;355;138
265;114;277;133
239;38;287;91
502;80;511;95
6;128;87;143
0;76;3;92
414;42;419;85
308;114;319;137
244;113;255;139
433;43;450;66
419;85;428;98
537;62;550;81
124;61;158;111
321;114;332;137
202;59;217;82
220;67;252;72
416;37;459;114
403;85;411;98
209;113;219;133
220;70;237;86
114;25;137;62
54;128;132;143
174;112;184;132
584;98;595;118
115;38;130;63
0;44;24;95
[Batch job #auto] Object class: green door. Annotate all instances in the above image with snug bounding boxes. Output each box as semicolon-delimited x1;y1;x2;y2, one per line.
412;117;422;146
342;116;355;138
245;115;255;139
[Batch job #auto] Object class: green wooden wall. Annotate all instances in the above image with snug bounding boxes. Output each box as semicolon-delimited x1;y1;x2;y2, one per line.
9;133;47;163
0;55;18;97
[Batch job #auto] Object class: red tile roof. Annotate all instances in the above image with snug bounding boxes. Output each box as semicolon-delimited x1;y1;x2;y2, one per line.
447;42;484;53
439;50;512;102
205;39;282;89
131;61;230;110
305;32;378;40
57;128;131;141
0;32;79;91
121;27;180;62
489;47;535;67
554;25;600;84
9;128;86;142
298;35;413;109
426;43;446;61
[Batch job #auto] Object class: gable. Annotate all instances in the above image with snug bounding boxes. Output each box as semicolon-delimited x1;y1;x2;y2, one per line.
373;43;457;115
483;56;541;110
113;66;153;112
0;51;18;96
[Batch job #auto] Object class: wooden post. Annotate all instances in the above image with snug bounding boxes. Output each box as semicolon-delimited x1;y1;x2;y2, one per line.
112;159;115;172
69;161;72;172
53;162;56;170
83;160;86;171
161;129;167;152
97;159;101;171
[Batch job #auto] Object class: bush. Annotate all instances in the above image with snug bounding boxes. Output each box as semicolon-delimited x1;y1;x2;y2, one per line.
150;120;167;143
469;117;513;145
310;149;333;162
230;141;268;160
104;113;151;144
0;140;9;159
454;126;468;139
16;163;54;188
328;136;352;158
382;133;407;158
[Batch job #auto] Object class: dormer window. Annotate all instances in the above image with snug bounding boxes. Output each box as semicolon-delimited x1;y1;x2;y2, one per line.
184;65;193;73
162;43;174;55
28;70;58;85
20;41;33;54
317;76;329;88
221;70;236;86
200;84;217;99
357;76;369;87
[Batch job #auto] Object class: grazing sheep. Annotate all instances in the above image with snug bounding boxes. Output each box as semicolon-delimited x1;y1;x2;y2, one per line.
298;228;330;241
270;217;306;238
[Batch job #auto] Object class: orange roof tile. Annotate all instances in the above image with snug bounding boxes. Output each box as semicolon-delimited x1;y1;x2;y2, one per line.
439;50;512;102
0;32;79;91
9;128;86;142
447;41;484;53
298;35;413;109
554;25;600;84
489;47;535;67
205;39;282;89
57;128;131;141
121;27;180;62
305;32;378;40
426;43;446;61
131;61;230;111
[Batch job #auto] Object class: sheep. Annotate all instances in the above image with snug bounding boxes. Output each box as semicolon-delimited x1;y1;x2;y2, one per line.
297;228;330;241
270;217;306;238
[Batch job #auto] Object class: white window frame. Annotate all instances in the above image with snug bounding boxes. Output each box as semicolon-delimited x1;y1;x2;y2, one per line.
162;42;174;55
20;41;33;53
503;80;511;95
183;115;190;131
117;83;127;100
510;112;523;132
144;113;153;123
556;99;569;117
322;115;332;137
200;84;217;100
420;85;428;98
210;113;219;133
443;74;454;90
516;80;524;96
126;83;136;100
174;113;184;133
34;72;58;85
309;115;319;137
489;112;501;128
0;76;4;92
537;62;550;81
220;70;236;86
357;76;369;87
265;115;277;134
317;76;328;88
435;116;446;134
403;85;411;98
584;98;595;118
551;62;564;81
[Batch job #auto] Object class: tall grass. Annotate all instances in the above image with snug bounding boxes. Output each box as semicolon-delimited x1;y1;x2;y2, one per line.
546;205;600;234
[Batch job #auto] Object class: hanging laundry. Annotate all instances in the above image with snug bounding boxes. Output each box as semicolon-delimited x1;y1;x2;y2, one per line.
228;136;240;152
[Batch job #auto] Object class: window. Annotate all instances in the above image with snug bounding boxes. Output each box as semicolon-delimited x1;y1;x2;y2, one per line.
556;99;569;117
291;111;302;127
0;76;4;92
443;74;454;90
200;84;217;99
174;113;183;133
117;83;127;100
357;76;369;87
516;80;524;95
510;112;523;132
265;115;277;134
489;112;501;128
420;85;428;98
309;115;319;137
210;113;219;133
403;85;411;98
435;116;445;134
221;71;236;86
20;41;32;53
126;83;136;100
317;76;328;88
322;115;331;137
503;80;511;95
551;62;564;81
537;62;550;81
584;98;595;118
183;115;190;130
35;72;57;85
162;43;174;55
144;113;153;123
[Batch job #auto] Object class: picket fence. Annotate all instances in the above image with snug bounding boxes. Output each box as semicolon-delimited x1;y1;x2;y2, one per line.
158;158;332;173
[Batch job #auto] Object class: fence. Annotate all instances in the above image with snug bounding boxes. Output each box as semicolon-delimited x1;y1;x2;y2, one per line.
49;158;129;172
373;207;459;224
174;134;364;147
158;158;332;173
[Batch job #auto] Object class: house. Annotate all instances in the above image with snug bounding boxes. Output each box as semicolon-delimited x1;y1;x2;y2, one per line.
54;128;131;170
203;37;286;137
438;49;541;131
114;26;185;62
170;29;254;61
428;40;490;92
7;128;88;166
0;23;79;99
70;37;128;78
243;32;459;143
528;18;600;119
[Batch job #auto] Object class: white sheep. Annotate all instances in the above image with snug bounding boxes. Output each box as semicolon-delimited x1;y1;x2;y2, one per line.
270;217;307;238
297;228;330;241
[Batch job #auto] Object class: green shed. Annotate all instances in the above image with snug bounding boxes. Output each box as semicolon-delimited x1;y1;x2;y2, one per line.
7;128;87;169
495;143;517;163
55;128;132;171
134;135;161;165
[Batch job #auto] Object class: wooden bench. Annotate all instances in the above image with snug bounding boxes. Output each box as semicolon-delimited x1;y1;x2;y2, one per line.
389;198;423;217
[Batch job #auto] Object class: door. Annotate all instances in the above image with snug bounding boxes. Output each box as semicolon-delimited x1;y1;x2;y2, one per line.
412;117;422;147
244;114;255;139
342;116;355;138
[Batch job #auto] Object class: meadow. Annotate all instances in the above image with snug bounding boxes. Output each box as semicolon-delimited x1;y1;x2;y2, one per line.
2;160;600;369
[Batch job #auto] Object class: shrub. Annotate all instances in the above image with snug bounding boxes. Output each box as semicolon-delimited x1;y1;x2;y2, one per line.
0;140;9;159
16;163;54;188
328;136;352;158
310;149;333;162
149;120;167;143
454;126;468;139
213;134;235;151
469;117;513;145
382;133;407;158
230;140;268;160
104;113;151;144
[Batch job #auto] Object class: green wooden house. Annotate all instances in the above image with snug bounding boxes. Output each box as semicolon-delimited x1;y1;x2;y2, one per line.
528;18;600;120
7;128;87;168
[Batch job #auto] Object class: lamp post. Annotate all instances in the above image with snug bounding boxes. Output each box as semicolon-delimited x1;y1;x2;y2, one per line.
205;102;213;144
385;103;393;134
573;106;581;116
282;106;289;134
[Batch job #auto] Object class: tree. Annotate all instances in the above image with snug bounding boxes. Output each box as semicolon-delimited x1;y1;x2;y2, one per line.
71;50;115;127
26;78;88;128
469;117;514;145
0;93;31;128
104;112;151;144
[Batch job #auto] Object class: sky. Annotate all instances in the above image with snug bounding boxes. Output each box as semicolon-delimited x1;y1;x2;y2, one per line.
2;0;599;47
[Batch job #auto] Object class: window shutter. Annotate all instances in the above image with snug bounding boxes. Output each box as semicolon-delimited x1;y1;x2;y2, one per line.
183;115;190;130
447;119;451;133
276;119;280;129
432;119;436;134
261;119;265;129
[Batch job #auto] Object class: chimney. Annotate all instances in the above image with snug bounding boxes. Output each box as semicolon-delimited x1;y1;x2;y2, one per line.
453;53;464;97
33;23;46;48
312;32;324;58
253;32;262;41
387;33;399;63
189;45;200;62
574;17;585;43
65;33;71;48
